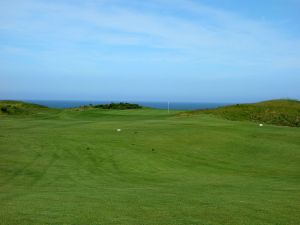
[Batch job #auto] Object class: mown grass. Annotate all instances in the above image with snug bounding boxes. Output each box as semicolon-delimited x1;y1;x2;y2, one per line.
0;101;300;225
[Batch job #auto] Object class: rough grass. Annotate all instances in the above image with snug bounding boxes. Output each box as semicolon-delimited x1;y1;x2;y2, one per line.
0;100;58;116
181;99;300;127
0;102;300;225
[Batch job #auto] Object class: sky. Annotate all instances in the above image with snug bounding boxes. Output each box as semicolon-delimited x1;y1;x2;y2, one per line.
0;0;300;102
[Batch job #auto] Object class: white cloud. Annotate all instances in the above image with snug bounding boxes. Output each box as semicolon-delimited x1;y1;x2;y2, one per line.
0;0;299;69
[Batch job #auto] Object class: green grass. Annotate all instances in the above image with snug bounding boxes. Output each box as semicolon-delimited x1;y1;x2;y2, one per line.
0;101;300;225
181;99;300;127
0;100;58;116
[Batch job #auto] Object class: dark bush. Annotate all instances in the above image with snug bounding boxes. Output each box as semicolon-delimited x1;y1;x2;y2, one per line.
1;106;8;113
92;102;142;110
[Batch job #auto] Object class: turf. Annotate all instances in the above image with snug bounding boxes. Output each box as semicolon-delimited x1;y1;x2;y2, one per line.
0;103;300;225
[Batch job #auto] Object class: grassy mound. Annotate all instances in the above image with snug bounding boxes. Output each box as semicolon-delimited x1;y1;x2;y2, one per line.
183;99;300;127
0;100;54;115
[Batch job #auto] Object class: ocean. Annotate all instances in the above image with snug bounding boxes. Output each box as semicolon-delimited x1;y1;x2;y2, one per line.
25;100;230;110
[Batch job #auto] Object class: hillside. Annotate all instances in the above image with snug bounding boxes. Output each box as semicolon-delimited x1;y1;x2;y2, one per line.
182;99;300;127
0;100;55;116
2;99;300;127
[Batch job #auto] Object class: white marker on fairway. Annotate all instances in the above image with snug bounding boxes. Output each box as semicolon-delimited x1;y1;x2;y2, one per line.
117;129;122;132
259;124;263;127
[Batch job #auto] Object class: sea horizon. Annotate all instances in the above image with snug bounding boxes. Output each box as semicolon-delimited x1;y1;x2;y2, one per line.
18;100;233;110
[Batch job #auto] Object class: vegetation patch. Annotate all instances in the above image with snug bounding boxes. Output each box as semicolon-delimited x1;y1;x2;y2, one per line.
80;102;143;110
181;99;300;127
0;100;50;115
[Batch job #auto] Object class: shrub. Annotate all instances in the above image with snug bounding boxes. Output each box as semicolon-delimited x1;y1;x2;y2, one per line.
92;102;142;110
1;106;8;113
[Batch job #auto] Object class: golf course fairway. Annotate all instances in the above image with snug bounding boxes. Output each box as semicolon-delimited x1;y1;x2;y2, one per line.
0;107;300;225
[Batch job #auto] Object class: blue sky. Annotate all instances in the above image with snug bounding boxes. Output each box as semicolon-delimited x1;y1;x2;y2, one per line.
0;0;300;102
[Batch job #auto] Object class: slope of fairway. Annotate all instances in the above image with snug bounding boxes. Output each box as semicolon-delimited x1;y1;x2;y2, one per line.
0;108;300;225
181;99;300;127
0;100;59;116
